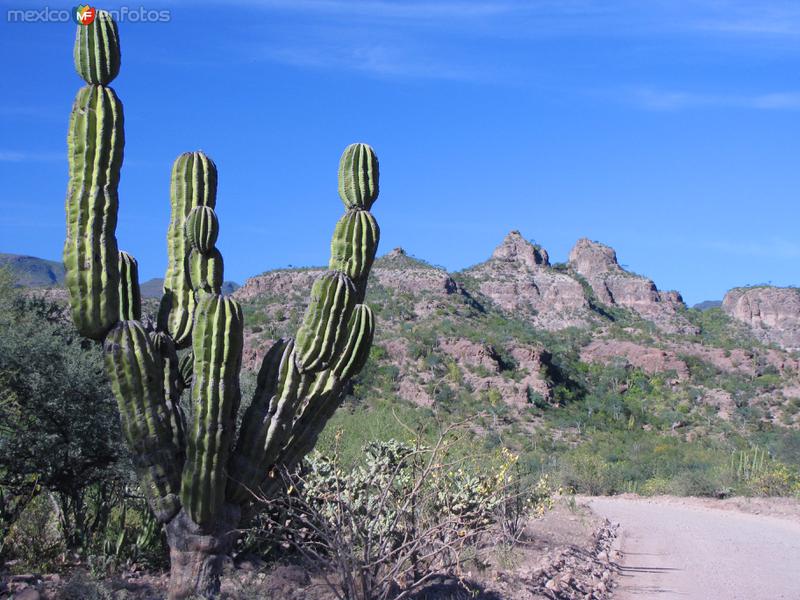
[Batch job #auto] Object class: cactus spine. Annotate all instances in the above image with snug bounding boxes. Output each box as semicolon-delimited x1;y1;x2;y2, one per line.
63;13;383;599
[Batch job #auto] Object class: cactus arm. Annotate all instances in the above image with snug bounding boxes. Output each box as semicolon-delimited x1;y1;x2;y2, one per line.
181;294;244;526
178;351;194;395
104;321;182;522
158;152;217;347
294;271;356;373
118;251;141;321
65;13;126;340
64;83;123;340
150;331;187;455
277;304;374;475
338;142;379;211
228;144;380;504
329;209;380;300
74;10;120;86
227;339;303;503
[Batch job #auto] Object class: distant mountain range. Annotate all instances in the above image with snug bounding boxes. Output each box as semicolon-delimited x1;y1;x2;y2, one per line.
692;300;722;311
0;253;65;287
0;253;239;297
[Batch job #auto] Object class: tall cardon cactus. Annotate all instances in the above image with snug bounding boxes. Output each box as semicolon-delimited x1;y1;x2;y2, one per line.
63;11;381;599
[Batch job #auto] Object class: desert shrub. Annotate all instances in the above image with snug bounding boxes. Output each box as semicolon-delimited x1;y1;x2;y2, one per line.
668;468;721;497
724;447;800;497
749;464;800;497
252;424;553;600
0;270;133;559
558;451;613;495
3;492;65;570
639;476;673;496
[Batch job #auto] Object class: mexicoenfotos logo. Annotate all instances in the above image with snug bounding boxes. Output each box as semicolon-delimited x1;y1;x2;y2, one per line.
73;5;96;25
6;5;171;23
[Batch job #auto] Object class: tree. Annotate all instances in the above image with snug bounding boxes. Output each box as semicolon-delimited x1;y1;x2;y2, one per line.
0;270;129;551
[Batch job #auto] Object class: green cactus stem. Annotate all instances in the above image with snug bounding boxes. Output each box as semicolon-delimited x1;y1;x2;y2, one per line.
74;10;120;86
150;331;187;453
158;152;217;348
178;352;193;393
63;83;123;340
329;209;380;292
294;271;356;374
181;294;244;526
118;251;141;321
338;143;379;210
188;248;224;295
185;206;219;254
104;321;182;522
227;338;301;504
331;304;374;381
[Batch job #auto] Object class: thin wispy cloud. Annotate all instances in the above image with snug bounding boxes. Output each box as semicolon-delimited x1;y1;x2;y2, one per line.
0;105;59;119
0;151;63;163
260;42;488;82
631;88;800;111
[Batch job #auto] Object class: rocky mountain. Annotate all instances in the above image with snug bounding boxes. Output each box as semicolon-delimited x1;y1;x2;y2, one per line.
723;287;800;351
567;238;695;335
0;253;65;287
234;232;800;432
461;231;589;330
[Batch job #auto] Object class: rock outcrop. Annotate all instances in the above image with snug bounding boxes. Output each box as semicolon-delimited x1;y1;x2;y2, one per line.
438;338;552;405
463;231;591;330
723;287;800;351
568;238;695;334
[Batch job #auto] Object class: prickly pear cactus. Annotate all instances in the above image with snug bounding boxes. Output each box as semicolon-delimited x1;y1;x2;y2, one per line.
63;11;383;600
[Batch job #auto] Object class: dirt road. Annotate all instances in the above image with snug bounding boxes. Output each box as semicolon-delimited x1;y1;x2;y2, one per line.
587;496;800;600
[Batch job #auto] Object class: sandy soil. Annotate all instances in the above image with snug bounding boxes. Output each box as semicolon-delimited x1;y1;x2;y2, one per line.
585;495;800;600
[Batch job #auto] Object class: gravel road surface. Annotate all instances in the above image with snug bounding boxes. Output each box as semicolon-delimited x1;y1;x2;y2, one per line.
588;496;800;600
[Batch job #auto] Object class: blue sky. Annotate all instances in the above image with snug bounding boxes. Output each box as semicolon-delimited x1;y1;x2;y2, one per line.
1;0;799;305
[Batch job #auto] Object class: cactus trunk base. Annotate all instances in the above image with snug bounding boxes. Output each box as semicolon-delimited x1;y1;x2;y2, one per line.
165;506;240;600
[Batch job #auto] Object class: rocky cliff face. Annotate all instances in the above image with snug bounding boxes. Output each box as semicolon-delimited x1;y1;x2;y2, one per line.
723;287;800;351
462;231;591;330
567;238;696;335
